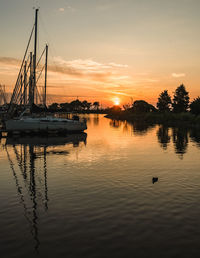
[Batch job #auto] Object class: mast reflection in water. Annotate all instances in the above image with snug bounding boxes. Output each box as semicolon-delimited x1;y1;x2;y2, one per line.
4;133;87;253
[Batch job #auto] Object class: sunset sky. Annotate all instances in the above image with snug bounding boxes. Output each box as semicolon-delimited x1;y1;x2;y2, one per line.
0;0;200;106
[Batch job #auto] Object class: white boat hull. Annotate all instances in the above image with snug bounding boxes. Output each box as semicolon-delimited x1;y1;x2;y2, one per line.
5;117;87;133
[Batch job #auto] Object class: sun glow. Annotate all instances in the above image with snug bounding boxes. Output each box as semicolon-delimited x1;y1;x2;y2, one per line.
113;97;120;106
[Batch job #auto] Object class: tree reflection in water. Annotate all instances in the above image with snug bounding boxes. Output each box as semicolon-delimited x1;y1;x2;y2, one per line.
4;133;87;253
172;127;188;158
84;115;91;124
93;114;99;126
157;126;171;150
123;121;129;133
189;128;200;148
155;125;200;157
109;120;156;135
109;118;200;157
132;122;155;136
157;126;189;157
109;120;122;128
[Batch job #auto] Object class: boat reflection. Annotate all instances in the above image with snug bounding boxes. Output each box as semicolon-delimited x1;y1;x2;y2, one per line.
6;133;87;147
5;133;87;253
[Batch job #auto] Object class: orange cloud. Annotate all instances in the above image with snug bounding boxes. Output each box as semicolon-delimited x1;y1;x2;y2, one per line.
0;56;172;106
172;73;186;78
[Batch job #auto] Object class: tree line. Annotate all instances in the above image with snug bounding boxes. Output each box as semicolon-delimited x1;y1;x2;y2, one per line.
48;100;100;112
157;84;200;114
47;84;200;115
1;84;199;114
127;84;200;115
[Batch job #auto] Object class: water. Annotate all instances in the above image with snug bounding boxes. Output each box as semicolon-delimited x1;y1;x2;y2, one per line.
1;114;200;258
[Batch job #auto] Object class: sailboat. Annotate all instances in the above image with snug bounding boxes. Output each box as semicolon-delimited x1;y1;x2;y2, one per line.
5;9;87;134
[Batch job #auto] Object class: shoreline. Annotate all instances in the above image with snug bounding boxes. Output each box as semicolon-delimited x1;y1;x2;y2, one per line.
105;112;200;128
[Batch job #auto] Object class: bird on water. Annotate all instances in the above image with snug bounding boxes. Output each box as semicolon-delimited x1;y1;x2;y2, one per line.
152;177;158;184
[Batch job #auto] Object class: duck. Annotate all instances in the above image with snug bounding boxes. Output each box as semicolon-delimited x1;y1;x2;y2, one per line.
152;177;158;184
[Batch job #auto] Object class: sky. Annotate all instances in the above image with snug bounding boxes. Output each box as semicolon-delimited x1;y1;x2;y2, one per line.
0;0;200;107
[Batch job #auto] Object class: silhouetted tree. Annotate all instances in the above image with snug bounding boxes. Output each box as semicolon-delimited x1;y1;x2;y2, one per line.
49;102;59;111
108;105;122;114
157;90;171;112
82;100;91;111
93;101;100;110
172;84;189;113
190;97;200;115
70;99;82;111
60;102;70;111
132;100;156;113
123;103;131;111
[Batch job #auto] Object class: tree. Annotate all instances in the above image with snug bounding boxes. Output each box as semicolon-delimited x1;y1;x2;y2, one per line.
60;102;70;111
108;105;122;114
123;103;131;111
157;90;171;112
93;101;100;110
70;99;82;111
190;97;200;115
172;84;189;113
49;102;59;111
82;100;91;111
132;100;156;113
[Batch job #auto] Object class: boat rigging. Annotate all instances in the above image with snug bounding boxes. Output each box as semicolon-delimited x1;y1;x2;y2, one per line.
8;8;48;116
4;9;87;134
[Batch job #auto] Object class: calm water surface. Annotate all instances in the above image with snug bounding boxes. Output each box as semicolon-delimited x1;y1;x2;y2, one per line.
1;114;200;258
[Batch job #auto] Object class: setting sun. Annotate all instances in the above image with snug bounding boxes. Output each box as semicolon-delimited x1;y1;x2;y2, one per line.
113;97;120;106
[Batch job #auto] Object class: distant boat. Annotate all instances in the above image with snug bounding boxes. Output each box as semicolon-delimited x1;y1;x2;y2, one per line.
5;9;87;134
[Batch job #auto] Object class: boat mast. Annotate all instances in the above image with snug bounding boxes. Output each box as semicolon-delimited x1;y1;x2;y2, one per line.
44;44;48;107
29;52;33;107
20;74;23;105
23;61;27;106
32;8;38;107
